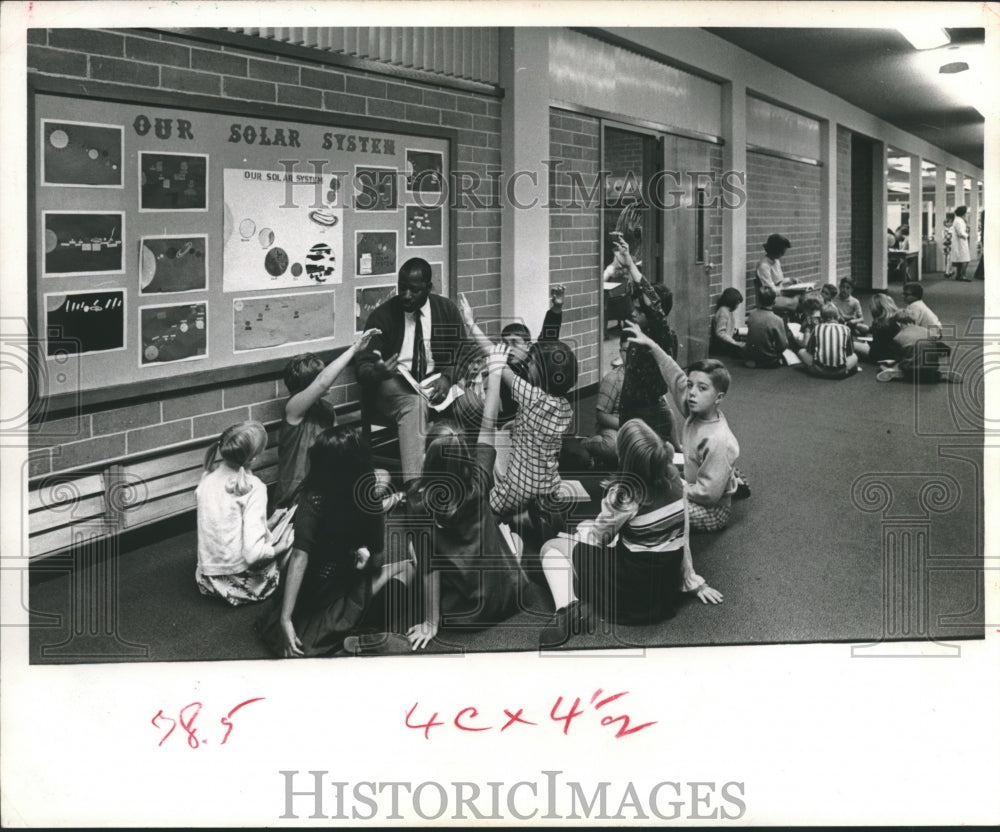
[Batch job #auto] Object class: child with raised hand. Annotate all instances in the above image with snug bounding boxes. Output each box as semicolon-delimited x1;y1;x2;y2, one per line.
610;234;678;445
455;285;566;429
276;327;381;508
404;344;524;651
796;303;860;379
257;425;413;658
196;421;293;606
537;418;723;648
624;322;742;533
489;338;577;517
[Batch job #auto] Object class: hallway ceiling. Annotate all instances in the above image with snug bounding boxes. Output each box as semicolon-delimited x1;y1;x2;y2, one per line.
704;27;985;169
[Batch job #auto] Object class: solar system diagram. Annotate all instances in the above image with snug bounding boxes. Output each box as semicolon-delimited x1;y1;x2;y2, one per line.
223;168;343;292
41;120;124;187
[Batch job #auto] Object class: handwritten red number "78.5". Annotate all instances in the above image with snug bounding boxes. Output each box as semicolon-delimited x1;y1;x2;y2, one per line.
151;698;265;748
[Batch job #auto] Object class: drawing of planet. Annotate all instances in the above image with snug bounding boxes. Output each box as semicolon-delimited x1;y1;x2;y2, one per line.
144;345;159;361
259;228;274;249
88;148;100;160
239;218;256;240
49;129;69;149
45;229;58;253
306;242;333;262
140;244;157;289
264;247;289;276
291;263;303;277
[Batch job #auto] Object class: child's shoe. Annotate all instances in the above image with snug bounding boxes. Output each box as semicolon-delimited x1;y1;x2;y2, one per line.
877;366;904;382
539;600;593;649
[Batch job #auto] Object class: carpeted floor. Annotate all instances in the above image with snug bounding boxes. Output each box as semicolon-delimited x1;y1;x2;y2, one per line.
28;272;985;663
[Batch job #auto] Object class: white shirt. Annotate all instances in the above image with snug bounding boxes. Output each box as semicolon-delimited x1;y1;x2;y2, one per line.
951;216;970;263
756;257;784;292
196;466;274;575
399;298;435;377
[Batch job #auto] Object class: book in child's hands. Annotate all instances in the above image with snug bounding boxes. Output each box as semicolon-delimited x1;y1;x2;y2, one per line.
782;348;802;366
672;451;685;467
396;365;465;412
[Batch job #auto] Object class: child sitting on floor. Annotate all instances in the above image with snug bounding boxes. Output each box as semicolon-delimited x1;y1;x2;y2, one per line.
624;323;744;532
744;287;788;369
710;288;746;358
257;425;414;657
489;339;578;517
902;282;942;333
796;303;859;378
537;418;723;648
196;421;294;606
833;278;867;334
276;328;380;508
876;312;960;384
404;345;525;650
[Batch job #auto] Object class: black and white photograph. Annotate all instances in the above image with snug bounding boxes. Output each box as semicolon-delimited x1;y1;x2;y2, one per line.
354;283;396;333
139;150;209;211
40;119;124;187
353;164;398;211
405;204;443;247
139;235;208;294
3;3;997;828
43;289;126;356
405;148;444;193
355;229;397;275
42;210;124;276
139;301;208;364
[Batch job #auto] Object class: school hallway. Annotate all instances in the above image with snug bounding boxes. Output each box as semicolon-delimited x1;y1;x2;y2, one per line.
27;273;985;663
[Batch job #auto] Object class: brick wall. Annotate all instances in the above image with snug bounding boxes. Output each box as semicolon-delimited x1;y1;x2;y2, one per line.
704;144;725;324
548;109;602;389
836;126;852;283
27;28;501;476
744;152;823;303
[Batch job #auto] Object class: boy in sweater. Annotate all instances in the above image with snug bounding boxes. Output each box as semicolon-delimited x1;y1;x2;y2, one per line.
624;322;742;532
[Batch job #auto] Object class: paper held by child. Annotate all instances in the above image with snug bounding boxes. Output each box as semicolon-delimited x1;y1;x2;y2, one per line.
271;504;297;540
787;321;802;339
555;479;590;502
396;365;465;412
782;348;802;366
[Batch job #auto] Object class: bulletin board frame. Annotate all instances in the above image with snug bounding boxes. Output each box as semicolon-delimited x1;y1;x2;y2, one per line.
28;76;460;417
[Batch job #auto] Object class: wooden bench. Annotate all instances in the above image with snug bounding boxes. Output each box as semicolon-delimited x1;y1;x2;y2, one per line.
27;400;389;560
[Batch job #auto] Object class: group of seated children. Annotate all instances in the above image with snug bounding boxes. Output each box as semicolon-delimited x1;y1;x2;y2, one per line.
725;268;955;384
195;248;745;656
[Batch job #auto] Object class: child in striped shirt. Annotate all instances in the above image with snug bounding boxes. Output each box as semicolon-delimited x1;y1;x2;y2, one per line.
538;419;722;647
797;304;859;378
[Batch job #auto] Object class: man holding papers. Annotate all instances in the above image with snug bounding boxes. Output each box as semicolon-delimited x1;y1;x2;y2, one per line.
355;257;468;482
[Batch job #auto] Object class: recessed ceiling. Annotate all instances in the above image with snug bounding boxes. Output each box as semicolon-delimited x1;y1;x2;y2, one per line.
704;27;985;169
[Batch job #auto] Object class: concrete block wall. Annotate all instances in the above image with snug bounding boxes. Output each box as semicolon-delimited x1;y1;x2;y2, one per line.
836;126;853;284
744;152;823;302
27;28;502;476
548;109;602;389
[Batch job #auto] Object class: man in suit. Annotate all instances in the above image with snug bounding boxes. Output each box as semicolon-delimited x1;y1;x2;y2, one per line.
355;257;467;482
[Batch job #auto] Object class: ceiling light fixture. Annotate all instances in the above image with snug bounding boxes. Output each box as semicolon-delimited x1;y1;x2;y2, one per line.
899;27;951;50
939;61;970;74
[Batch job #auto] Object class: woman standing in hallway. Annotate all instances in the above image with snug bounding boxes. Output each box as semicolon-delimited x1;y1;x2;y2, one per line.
951;206;971;281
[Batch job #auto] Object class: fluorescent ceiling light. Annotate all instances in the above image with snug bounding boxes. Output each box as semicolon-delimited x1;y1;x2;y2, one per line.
899;27;950;50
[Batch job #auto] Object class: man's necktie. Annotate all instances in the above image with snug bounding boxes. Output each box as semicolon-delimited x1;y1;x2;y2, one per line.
412;308;427;380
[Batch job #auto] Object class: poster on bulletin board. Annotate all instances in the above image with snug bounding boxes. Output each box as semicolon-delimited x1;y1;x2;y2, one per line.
30;85;453;403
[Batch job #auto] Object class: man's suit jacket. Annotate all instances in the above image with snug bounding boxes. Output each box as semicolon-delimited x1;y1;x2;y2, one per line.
355;293;467;386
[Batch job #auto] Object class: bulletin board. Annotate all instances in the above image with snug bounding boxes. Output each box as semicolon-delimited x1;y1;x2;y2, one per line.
29;79;455;409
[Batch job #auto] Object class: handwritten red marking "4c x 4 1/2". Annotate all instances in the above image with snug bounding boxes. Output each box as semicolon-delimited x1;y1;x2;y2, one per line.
405;689;657;740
